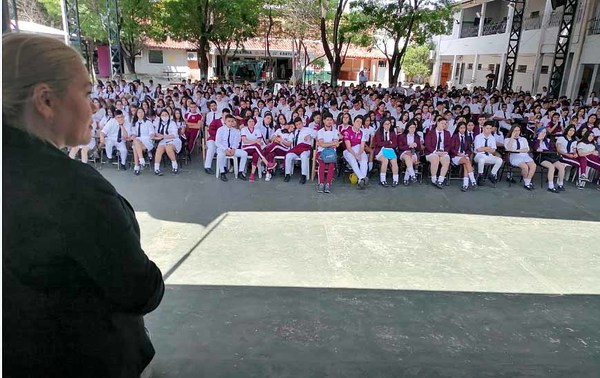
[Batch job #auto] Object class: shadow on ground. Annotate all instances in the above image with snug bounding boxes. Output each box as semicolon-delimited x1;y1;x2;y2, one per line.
99;160;600;226
146;285;600;378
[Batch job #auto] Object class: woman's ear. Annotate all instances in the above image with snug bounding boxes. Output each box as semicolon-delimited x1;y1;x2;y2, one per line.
31;84;56;122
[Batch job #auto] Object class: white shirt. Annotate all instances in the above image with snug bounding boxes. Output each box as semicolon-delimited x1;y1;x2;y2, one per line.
101;119;129;140
349;107;367;120
240;126;264;147
216;126;242;150
493;109;512;130
474;133;497;155
205;110;220;126
131;119;154;139
556;136;577;154
317;128;339;152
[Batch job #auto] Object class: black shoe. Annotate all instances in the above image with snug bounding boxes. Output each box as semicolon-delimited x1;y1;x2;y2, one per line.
435;181;445;189
557;185;565;192
172;168;179;174
524;184;532;191
154;169;163;176
357;179;366;190
477;176;485;186
547;187;558;193
488;174;498;185
134;169;140;176
205;168;214;174
119;163;127;170
391;181;399;188
379;181;389;187
220;173;228;182
299;175;307;185
238;173;248;181
403;180;409;186
461;185;468;192
284;174;291;182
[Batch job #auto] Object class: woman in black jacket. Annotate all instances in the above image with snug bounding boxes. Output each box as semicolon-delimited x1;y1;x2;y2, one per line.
2;33;164;377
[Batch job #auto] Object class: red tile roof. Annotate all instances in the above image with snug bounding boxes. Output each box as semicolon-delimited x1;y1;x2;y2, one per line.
144;37;386;59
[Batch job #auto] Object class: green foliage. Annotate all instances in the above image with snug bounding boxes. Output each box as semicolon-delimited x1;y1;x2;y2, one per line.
402;44;432;80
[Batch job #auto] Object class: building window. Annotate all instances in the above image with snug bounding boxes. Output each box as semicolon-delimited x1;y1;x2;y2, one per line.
517;65;527;73
378;60;386;68
541;65;549;74
148;50;164;64
477;64;482;70
467;63;473;70
187;51;197;61
530;11;540;18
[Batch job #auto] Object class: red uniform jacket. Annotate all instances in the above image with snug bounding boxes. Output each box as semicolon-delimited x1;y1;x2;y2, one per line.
207;118;223;141
397;133;422;154
372;130;398;156
424;129;452;155
450;133;473;157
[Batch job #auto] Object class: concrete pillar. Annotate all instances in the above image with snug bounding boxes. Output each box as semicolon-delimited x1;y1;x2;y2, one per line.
432;36;443;86
498;53;507;89
472;54;480;85
505;3;515;35
532;0;553;94
478;2;487;37
565;0;594;99
450;55;458;86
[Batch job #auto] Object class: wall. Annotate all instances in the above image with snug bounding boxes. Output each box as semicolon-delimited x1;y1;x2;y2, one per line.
133;48;189;78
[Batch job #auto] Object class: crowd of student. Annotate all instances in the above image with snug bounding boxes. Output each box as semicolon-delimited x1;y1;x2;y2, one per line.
70;77;600;193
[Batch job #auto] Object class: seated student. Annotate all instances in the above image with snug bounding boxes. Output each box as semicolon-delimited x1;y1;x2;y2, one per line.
504;124;537;190
204;107;230;174
153;109;182;176
258;112;276;143
316;113;341;193
372;118;399;187
361;115;376;172
183;102;203;153
473;121;504;185
491;122;505;149
424;117;452;189
343;115;369;189
533;128;567;192
556;125;587;186
397;122;422;185
284;117;314;184
241;117;276;182
264;122;295;181
215;115;248;182
450;122;477;191
68;122;97;164
99;109;129;170
577;130;600;188
545;112;563;137
129;108;156;175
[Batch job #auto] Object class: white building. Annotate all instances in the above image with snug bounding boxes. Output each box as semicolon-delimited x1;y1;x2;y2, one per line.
431;0;600;100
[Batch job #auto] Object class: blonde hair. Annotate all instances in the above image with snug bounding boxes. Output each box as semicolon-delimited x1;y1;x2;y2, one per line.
2;33;82;128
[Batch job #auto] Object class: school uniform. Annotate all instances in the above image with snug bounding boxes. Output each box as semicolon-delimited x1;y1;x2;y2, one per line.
241;126;267;166
372;129;398;159
424;129;451;160
450;133;473;165
215;126;248;174
265;129;293;164
204;118;224;169
504;136;533;166
156;119;182;153
204;110;221;126
473;133;503;174
545;122;563;136
577;141;600;173
556;136;584;173
259;123;276;143
397;133;422;162
316;128;339;185
184;112;202;152
101;119;129;165
342;127;368;180
533;138;560;163
285;127;313;176
131;119;155;151
494;109;512;131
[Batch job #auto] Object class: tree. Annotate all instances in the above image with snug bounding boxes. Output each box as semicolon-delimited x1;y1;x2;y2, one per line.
319;0;371;86
402;43;432;83
352;0;453;86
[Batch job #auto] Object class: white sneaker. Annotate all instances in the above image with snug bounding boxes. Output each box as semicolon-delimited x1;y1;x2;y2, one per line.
265;173;272;182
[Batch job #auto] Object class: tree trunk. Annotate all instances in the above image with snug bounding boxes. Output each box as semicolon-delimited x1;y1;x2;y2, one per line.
330;60;341;87
198;36;210;79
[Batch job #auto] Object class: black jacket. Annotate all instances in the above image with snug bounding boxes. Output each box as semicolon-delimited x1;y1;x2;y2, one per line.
3;127;164;377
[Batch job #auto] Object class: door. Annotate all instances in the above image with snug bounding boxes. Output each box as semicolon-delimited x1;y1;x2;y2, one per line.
440;63;451;86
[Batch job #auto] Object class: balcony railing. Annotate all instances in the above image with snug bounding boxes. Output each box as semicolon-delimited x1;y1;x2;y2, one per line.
460;25;479;38
590;17;600;35
523;17;542;31
482;20;507;36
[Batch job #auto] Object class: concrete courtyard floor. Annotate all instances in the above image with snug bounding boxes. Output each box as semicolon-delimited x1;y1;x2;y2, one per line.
99;159;600;377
